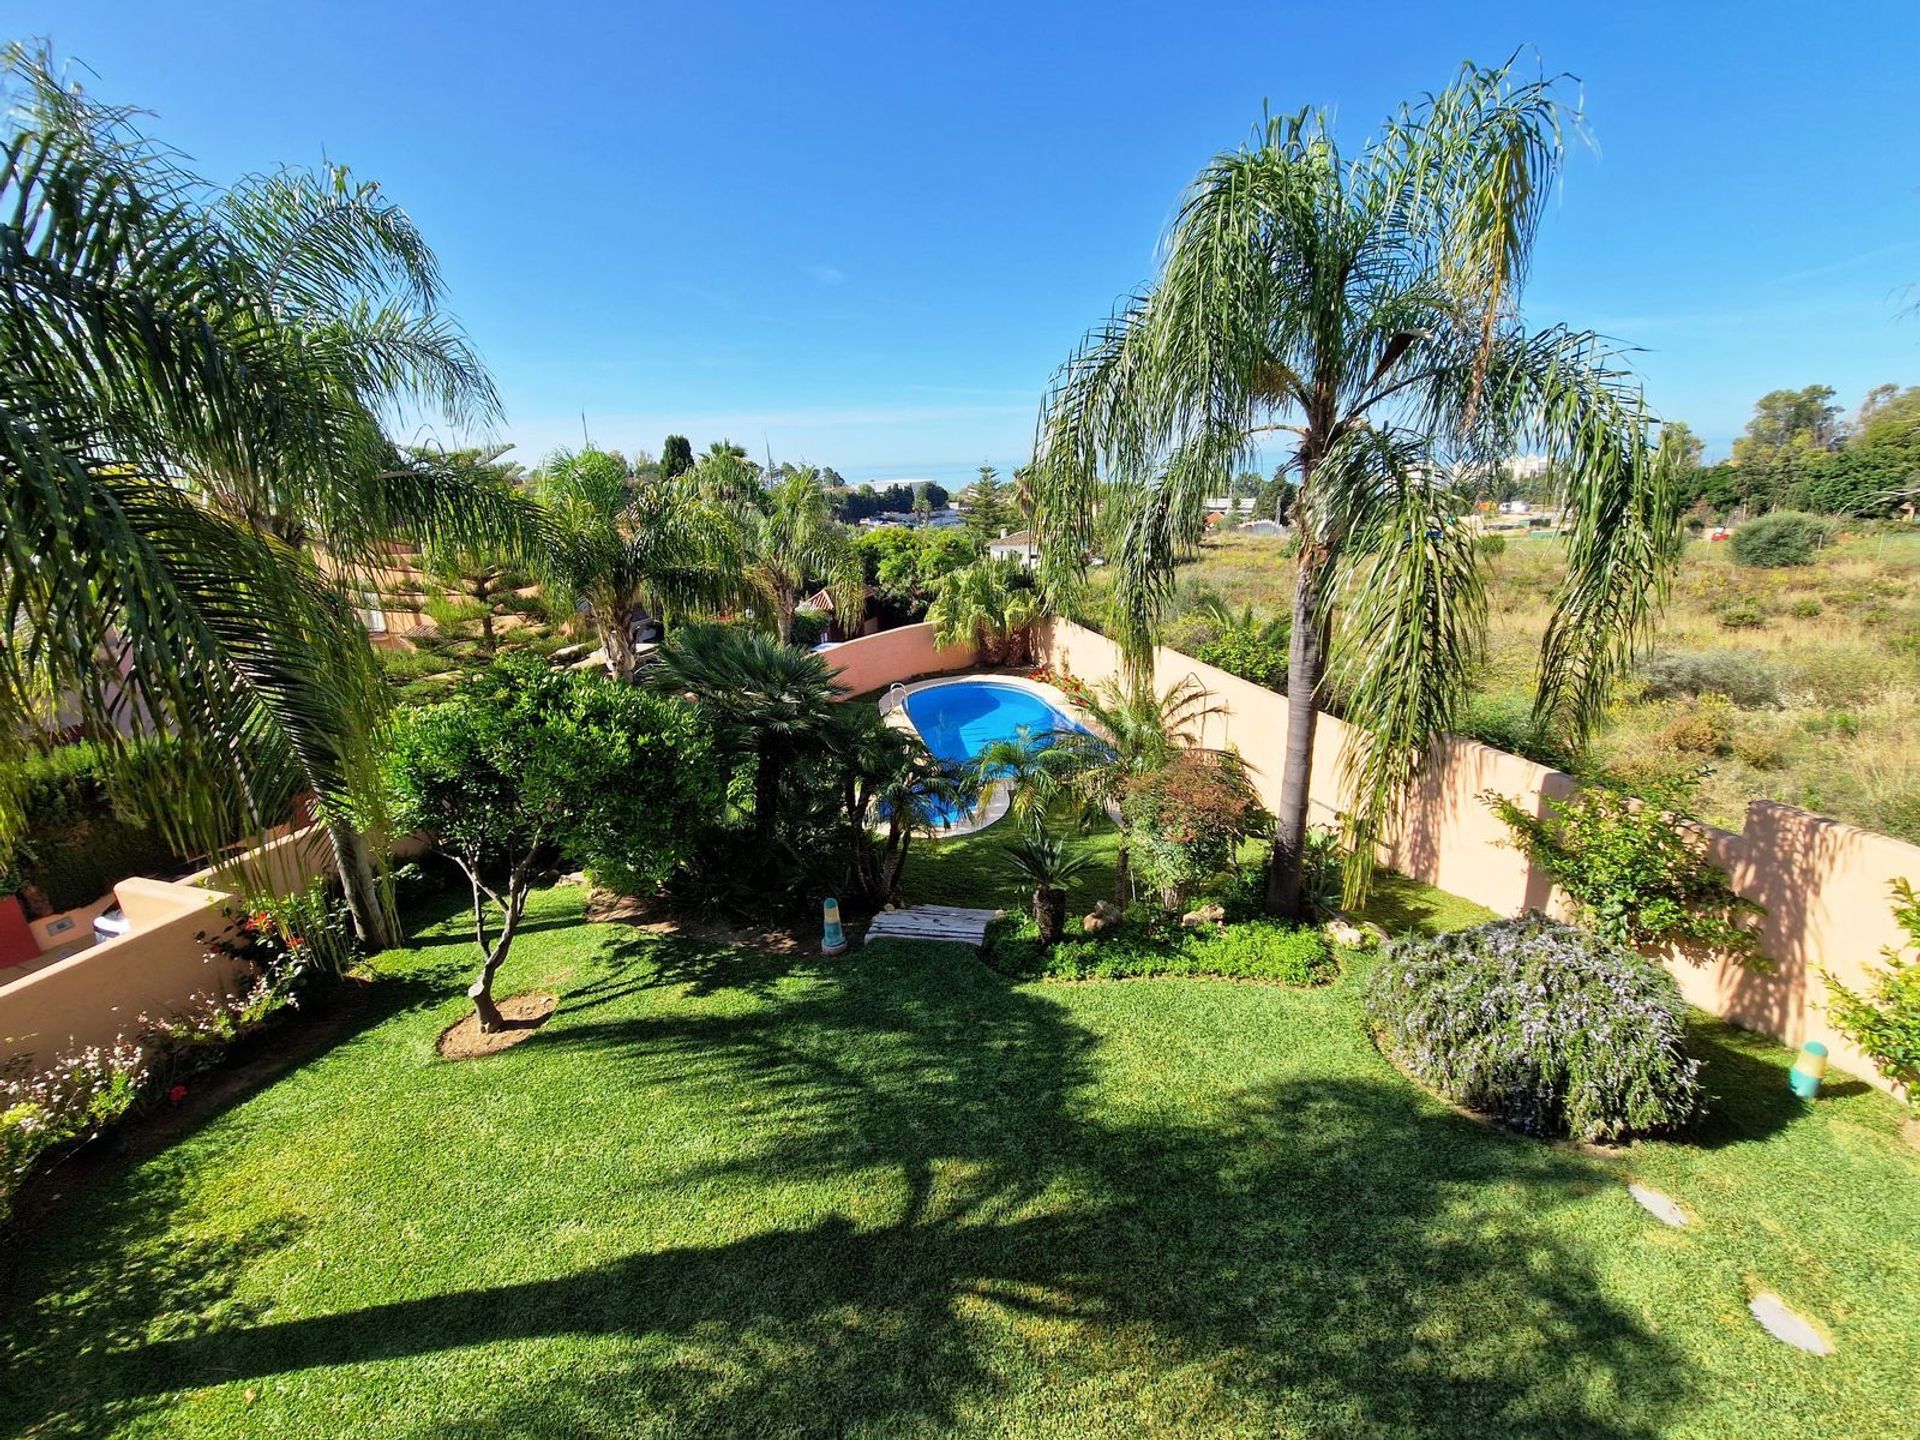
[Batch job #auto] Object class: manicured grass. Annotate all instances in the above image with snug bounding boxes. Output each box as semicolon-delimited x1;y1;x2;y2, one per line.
2;881;1917;1438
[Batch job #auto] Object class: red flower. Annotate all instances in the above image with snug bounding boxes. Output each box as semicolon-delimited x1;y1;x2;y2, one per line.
168;1083;188;1105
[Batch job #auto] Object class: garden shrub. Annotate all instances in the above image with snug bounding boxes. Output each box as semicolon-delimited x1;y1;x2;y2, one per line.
1731;511;1828;568
981;912;1335;986
0;740;198;911
1484;771;1762;959
1822;880;1920;1111
1459;694;1579;770
1657;695;1733;756
1787;597;1824;619
1474;532;1507;559
1364;915;1705;1141
1791;646;1889;708
788;607;830;649
1195;630;1287;689
1716;599;1767;630
1121;752;1266;909
1635;649;1779;708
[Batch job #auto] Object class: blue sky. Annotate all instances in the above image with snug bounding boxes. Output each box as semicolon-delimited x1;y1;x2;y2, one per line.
11;1;1918;486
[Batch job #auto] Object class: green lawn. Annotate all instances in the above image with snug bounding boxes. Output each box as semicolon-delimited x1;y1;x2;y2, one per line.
2;879;1917;1438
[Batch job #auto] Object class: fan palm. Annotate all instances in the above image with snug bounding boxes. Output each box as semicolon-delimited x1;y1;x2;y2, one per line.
746;467;864;646
1;46;542;947
649;625;848;848
537;448;752;680
1045;674;1228;906
830;708;974;906
1030;57;1682;917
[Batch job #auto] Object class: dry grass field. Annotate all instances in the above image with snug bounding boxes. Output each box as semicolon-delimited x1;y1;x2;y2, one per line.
1109;527;1920;843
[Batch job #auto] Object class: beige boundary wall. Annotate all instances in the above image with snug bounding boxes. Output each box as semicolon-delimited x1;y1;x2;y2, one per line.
1036;617;1918;1099
0;826;337;1069
820;622;977;695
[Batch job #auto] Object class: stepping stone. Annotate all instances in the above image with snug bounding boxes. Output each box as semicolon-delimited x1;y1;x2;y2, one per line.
1627;1183;1690;1228
1748;1292;1833;1355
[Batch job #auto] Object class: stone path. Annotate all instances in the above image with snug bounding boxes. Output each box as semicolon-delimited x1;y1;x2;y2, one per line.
864;905;1001;947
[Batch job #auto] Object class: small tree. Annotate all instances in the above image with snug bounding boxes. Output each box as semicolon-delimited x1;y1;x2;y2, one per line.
1823;881;1920;1111
1004;824;1097;942
1122;750;1265;910
1730;511;1829;567
831;709;973;907
386;658;720;1031
1485;771;1762;961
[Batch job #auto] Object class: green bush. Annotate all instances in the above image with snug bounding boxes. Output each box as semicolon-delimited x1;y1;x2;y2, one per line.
788;608;830;649
982;912;1335;986
1822;881;1920;1110
1484;771;1762;959
1195;630;1287;689
1787;597;1824;619
1731;511;1828;568
1474;532;1507;559
1364;915;1705;1142
1458;695;1579;770
1717;599;1767;630
0;741;197;911
1791;646;1890;708
1635;649;1780;708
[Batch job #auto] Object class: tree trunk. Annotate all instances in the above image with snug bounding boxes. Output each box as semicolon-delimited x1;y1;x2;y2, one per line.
600;604;640;681
468;878;528;1034
1265;549;1330;919
479;603;497;656
753;748;782;847
328;819;395;952
1112;837;1130;909
1033;886;1066;944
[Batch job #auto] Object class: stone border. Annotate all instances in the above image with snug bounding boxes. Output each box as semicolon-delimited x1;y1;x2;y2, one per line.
882;673;1085;839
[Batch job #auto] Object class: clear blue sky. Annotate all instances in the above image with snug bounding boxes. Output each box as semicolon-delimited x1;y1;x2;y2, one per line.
11;1;1918;486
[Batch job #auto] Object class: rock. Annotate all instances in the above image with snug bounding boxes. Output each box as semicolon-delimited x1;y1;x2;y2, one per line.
1627;1183;1690;1228
1324;919;1368;948
1179;903;1225;929
1748;1292;1833;1355
1082;900;1122;934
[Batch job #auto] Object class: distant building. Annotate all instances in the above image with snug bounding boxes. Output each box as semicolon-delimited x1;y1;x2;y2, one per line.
1239;519;1285;537
1203;497;1258;516
988;529;1038;568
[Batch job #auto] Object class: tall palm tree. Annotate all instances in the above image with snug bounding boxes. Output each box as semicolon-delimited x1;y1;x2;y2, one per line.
745;466;864;646
536;448;750;680
1044;675;1228;906
1030;57;1681;917
1;46;540;947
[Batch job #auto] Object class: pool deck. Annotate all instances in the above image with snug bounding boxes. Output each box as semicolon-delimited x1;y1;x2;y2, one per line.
880;673;1082;838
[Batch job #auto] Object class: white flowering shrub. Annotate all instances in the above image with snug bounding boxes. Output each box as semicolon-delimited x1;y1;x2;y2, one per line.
1363;915;1705;1142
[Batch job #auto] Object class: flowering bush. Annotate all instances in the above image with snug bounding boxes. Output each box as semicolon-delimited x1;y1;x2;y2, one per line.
1026;662;1091;707
0;885;354;1222
1122;752;1267;909
1363;915;1704;1142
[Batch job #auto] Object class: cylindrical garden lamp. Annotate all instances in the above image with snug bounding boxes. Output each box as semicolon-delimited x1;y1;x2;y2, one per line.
821;898;848;956
1788;1040;1829;1099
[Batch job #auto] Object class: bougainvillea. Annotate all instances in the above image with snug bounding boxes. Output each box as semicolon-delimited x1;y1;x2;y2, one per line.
1363;914;1704;1142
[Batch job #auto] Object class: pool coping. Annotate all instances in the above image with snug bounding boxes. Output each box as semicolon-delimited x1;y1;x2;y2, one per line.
880;673;1086;838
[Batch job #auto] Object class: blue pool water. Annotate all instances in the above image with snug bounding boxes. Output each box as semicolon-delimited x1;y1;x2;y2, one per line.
900;680;1084;827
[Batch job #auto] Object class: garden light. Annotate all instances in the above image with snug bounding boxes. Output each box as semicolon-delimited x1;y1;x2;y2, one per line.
1788;1040;1829;1099
821;898;848;956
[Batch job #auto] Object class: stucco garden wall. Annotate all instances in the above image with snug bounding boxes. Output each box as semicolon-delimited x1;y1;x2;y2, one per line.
1036;617;1919;1100
819;623;977;695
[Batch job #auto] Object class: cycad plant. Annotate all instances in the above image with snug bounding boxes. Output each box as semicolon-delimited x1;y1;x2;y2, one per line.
1;45;541;947
1003;823;1097;943
1029;57;1681;918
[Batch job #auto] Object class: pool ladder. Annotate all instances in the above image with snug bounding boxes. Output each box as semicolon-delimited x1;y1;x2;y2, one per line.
880;682;908;718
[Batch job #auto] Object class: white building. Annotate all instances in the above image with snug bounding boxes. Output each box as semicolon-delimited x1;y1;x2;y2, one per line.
988;529;1038;568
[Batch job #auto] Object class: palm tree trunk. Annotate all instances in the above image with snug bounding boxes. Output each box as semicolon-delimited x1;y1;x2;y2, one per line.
1112;836;1130;908
600;605;640;681
1265;550;1329;919
754;749;781;847
328;819;395;951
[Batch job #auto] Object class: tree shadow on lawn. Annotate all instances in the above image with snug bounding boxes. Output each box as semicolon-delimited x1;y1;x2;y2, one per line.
4;942;1692;1439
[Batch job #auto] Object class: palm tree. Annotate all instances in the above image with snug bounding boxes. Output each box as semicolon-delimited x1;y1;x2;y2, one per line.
1;46;541;948
745;467;864;646
1003;824;1097;943
537;448;750;680
1045;675;1228;906
830;709;974;907
968;732;1075;828
1030;57;1681;917
926;557;1041;666
1193;592;1289;649
649;625;847;848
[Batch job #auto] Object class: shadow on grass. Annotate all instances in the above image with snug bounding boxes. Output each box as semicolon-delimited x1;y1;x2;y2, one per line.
3;939;1690;1439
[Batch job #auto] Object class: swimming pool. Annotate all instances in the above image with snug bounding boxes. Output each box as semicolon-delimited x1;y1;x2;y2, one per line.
897;678;1086;829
